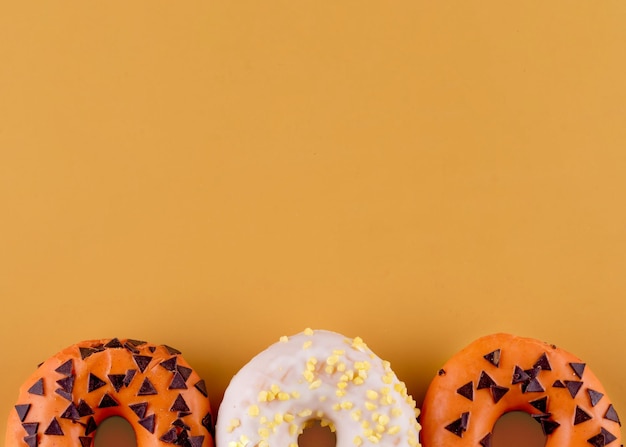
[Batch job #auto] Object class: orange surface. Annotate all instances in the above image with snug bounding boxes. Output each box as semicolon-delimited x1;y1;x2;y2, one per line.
1;2;625;446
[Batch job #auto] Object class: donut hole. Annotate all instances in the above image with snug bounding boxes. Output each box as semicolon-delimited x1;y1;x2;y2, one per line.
492;411;546;447
94;416;137;447
297;419;337;447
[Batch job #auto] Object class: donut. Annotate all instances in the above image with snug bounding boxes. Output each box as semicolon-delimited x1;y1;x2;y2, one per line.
6;338;214;447
420;333;621;447
216;328;421;447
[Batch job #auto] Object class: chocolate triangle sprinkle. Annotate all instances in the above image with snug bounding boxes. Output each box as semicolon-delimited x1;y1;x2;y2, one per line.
533;353;552;371
177;365;193;382
55;360;73;376
108;374;126;392
129;402;148;419
104;338;123;349
15;404;31;422
483;349;501;367
23;434;37;447
44;417;64;435
169;372;188;390
160;357;178;372
160;427;178;443
456;381;473;401
85;417;97;436
530;396;548;413
77;400;94;417
170;394;190;412
575;406;593;425
194;380;208;397
444;417;466;437
98;393;119;408
56;376;74;393
570;362;586;379
189;435;205;447
601;428;617;444
491;385;509;403
28;379;44;396
123;369;137;387
564;381;583;398
512;366;531;384
477;371;496;390
79;436;93;447
163;345;182;355
22;422;39;435
79;347;96;360
133;355;152;373
523;378;545;393
479;433;492;447
553;380;566;388
138;414;155;433
605;404;621;425
88;373;107;393
55;388;73;401
202;413;215;438
540;418;560;435
60;403;80;420
588;389;604;407
138;377;158;396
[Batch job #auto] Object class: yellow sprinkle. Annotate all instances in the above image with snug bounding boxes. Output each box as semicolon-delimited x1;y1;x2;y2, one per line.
258;428;270;439
382;360;391;370
391;408;402;417
274;413;284;423
228;442;238;447
351;336;367;350
248;405;260;417
333;403;341;411
297;409;313;418
380;394;394;405
239;435;249;445
289;424;299;436
341;401;354;410
366;390;379;400
304;328;314;335
284;413;295;423
258;390;269;402
319;395;327;402
337;381;348;389
336;389;346;397
368;435;381;443
378;414;390;426
291;391;301;399
353;377;364;386
327;355;339;366
309;379;322;389
316;410;325;418
336;362;346;372
365;401;377;411
303;370;315;382
387;425;401;435
382;374;393;384
278;392;290;401
303;341;313;349
325;365;335;374
353;436;363;446
351;409;362;421
280;336;289;343
270;384;280;394
376;424;385;433
259;442;269;447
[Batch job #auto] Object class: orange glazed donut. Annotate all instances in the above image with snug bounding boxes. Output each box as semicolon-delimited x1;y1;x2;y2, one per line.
420;333;621;447
6;338;214;447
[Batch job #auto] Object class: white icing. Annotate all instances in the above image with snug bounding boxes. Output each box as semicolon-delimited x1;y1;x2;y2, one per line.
216;329;421;447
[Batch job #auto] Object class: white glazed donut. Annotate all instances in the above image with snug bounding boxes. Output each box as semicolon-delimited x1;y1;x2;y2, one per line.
216;329;421;447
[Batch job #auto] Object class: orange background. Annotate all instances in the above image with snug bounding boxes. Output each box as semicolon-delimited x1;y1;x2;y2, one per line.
1;2;625;444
